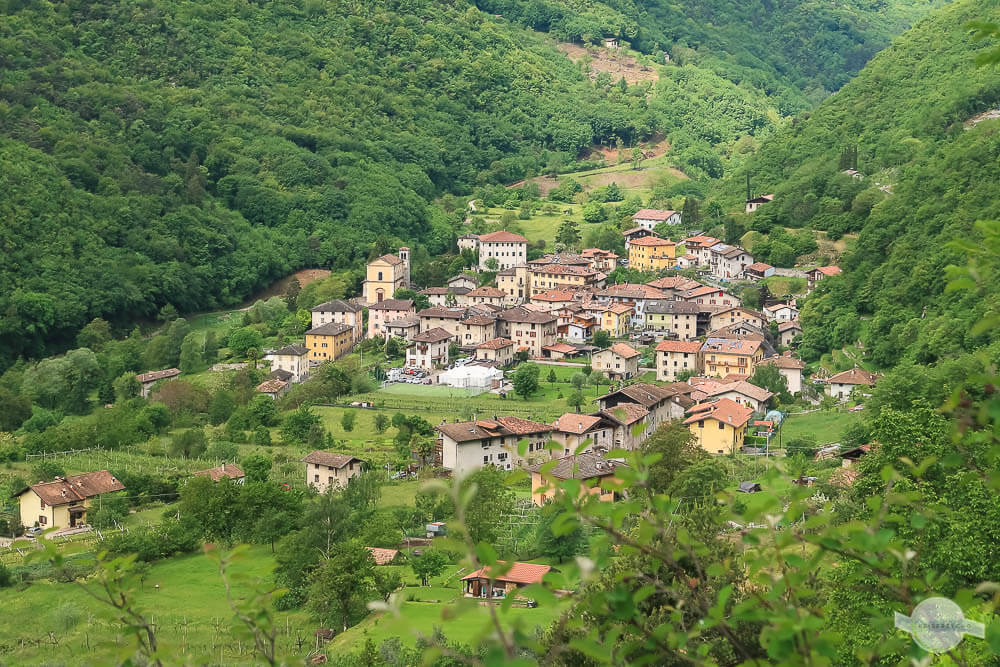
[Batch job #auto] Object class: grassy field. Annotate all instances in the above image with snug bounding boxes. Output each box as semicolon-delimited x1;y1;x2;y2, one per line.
0;545;314;665
762;275;807;297
780;410;860;446
328;562;572;651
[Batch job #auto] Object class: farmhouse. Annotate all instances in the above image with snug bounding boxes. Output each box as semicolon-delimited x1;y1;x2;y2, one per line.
763;302;799;322
549;413;618;454
745;194;774;214
256;379;289;399
777;320;803;347
461;561;551;599
528;452;627;506
301;451;365;493
807;265;842;290
362;249;410;304
744;262;775;279
596;402;654;450
15;470;125;532
597;382;690;425
136;368;181;398
683;398;754;455
826;367;878;401
436;416;554;475
592;343;641;380
632;208;681;230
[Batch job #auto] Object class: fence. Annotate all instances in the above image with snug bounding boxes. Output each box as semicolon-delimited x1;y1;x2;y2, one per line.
0;524;131;566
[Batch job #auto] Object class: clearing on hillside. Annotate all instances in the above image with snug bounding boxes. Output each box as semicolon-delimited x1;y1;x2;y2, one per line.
558;42;660;86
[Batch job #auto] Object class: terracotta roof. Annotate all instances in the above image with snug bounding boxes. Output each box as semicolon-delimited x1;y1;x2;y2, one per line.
721;373;750;383
745;262;773;272
369;299;414;311
601;402;650;425
682;398;754;428
256;379;288;394
25;471;124;506
527;452;625;479
366;547;399;565
760;354;806;370
827;368;878;385
645;299;700;315
477;337;514;350
552;413;603;434
656;340;703;353
478;231;529;243
812;265;842;277
373;253;404;265
764;303;798;314
603;303;633;315
543;343;577;354
581;248;618;258
702;380;773;403
136;368;181;384
301;451;364;468
497;416;553;435
532;289;578;302
461;561;551;585
777;320;802;332
307;322;354;336
269;344;308;356
707;323;766;341
435;416;551;443
682;285;732;300
714;306;766;320
500;307;557;324
628;236;676;247
411;327;453;343
646;276;702;291
633;209;677;221
311;299;362;313
530;264;598;276
701;338;762;356
194;463;245;481
682;235;721;248
463;315;498;326
622;227;652;236
418;306;467;319
598;283;665;299
604;343;640;359
466;286;506;298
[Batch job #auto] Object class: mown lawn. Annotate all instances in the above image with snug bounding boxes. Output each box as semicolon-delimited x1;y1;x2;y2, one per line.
780;410;860;446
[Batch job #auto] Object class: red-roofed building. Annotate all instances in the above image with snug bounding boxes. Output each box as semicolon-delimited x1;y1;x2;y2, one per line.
807;265;842;290
436;416;554;474
592;342;641;380
462;562;551;599
475;337;515;365
683;398;754;455
632;208;681;230
743;262;775;279
655;340;703;381
827;367;878;401
474;231;529;271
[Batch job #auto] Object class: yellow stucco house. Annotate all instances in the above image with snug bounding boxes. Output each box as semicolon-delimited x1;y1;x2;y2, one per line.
701;338;764;378
305;322;355;362
600;303;632;338
16;470;125;532
627;236;685;271
683;398;754;455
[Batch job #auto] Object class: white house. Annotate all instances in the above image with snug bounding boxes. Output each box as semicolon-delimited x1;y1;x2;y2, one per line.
436;417;554;475
406;327;452;370
301;451;365;494
826;368;878;402
473;231;530;271
759;354;806;394
264;344;310;383
763;302;799;322
632;209;681;231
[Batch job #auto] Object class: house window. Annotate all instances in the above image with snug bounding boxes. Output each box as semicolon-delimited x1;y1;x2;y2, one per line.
483;456;489;464
378;271;383;280
314;474;320;483
698;421;704;428
328;476;333;485
39;515;47;525
40;499;46;509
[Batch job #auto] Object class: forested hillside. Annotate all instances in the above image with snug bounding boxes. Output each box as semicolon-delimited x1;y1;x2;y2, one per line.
721;0;1000;367
478;0;948;111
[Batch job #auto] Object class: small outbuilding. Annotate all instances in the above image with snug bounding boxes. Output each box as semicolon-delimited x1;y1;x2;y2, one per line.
461;561;551;600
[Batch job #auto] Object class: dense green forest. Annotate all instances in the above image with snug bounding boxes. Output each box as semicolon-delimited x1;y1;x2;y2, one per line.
0;0;945;370
719;0;1000;366
478;0;948;110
